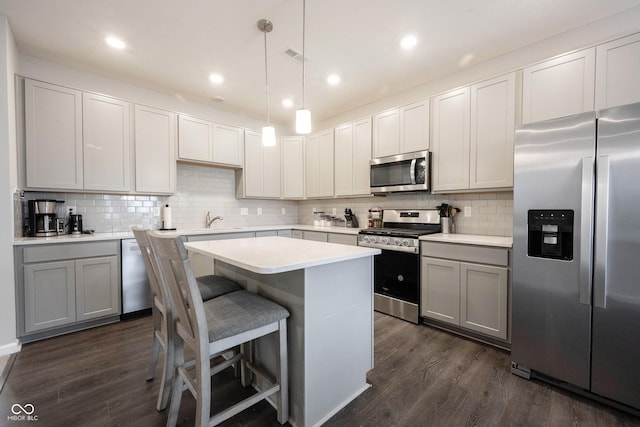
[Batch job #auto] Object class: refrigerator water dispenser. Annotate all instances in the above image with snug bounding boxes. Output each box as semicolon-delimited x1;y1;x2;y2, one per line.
527;210;574;260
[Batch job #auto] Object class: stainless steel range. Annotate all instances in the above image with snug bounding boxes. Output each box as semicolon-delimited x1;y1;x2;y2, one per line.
358;209;441;323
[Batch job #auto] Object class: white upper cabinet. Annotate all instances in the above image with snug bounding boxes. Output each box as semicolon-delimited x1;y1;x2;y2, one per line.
372;108;399;158
431;87;471;192
82;93;131;192
239;130;281;198
372;100;429;158
399;100;429;154
522;48;595;124
595;33;640;110
469;73;516;189
178;114;243;168
24;79;84;190
305;129;334;198
178;115;211;162
212;123;243;167
282;136;305;199
335;117;372;197
134;105;176;194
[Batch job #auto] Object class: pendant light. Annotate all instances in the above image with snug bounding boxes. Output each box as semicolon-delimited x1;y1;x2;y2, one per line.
296;0;311;134
258;19;276;146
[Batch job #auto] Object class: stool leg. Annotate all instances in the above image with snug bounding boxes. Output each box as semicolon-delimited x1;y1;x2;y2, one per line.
157;312;175;411
146;308;162;381
167;338;185;427
276;319;289;424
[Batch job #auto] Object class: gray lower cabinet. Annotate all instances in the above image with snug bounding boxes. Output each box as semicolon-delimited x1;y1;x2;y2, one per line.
300;230;358;246
420;242;510;341
17;241;120;340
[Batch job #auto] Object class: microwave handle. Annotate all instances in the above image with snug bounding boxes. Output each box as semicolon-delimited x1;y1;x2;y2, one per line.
410;159;417;184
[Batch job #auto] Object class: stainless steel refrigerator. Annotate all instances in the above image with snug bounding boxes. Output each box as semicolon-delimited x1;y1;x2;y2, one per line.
511;102;640;411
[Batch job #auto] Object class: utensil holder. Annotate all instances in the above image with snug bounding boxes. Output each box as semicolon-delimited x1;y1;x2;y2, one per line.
441;217;451;234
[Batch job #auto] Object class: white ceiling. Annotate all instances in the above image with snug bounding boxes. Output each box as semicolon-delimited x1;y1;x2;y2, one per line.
2;0;640;128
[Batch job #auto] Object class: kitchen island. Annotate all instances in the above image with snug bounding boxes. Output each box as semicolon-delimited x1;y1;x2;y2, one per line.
184;236;380;427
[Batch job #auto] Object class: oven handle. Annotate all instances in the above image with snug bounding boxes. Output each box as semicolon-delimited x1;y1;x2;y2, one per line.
357;241;418;254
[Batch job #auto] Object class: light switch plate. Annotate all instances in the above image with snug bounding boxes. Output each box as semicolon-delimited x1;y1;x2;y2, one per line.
332;208;337;215
281;208;286;215
240;208;248;216
257;208;262;216
464;206;472;217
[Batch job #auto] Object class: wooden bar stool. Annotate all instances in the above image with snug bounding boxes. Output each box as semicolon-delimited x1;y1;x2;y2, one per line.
147;231;289;427
131;227;242;411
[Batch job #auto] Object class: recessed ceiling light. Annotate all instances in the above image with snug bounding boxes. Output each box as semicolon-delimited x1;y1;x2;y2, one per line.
209;73;224;84
400;35;417;50
282;98;294;108
327;74;341;85
105;36;126;50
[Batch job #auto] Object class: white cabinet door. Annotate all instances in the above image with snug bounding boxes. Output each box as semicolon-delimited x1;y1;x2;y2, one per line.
431;87;471;192
23;260;76;333
595;33;640;110
522;48;595;124
242;130;281;198
400;100;429;153
24;79;83;190
134;105;176;194
372;108;399;158
75;256;120;321
334;123;354;196
213;123;243;167
421;257;460;325
178;114;212;162
83;93;131;192
305;129;334;198
470;73;516;189
460;262;508;340
353;117;372;195
282;136;305;199
243;130;263;197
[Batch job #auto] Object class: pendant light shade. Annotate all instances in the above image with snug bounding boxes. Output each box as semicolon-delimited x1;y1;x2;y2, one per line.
296;108;311;134
258;19;276;146
296;0;311;135
262;125;276;146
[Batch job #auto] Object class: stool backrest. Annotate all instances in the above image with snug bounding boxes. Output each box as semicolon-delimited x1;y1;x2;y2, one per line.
147;231;206;350
131;227;164;306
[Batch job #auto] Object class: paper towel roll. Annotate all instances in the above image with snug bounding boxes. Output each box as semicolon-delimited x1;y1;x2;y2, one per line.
162;204;172;229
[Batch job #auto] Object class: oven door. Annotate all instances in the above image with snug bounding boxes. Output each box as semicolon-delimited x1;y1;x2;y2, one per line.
373;249;420;323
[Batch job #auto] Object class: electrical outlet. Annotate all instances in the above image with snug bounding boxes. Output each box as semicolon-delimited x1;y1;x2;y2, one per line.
281;208;286;215
464;206;472;217
240;208;248;216
312;207;317;213
332;208;337;215
257;208;263;216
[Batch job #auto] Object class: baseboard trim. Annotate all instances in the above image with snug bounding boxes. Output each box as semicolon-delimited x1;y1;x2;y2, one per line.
0;340;21;356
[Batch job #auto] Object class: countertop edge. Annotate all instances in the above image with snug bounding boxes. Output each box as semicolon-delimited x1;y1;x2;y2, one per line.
419;233;513;248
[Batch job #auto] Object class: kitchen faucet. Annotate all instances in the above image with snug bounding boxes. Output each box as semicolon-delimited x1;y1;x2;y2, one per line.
205;211;223;228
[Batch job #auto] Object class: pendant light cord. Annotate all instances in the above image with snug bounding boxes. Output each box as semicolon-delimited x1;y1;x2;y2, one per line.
263;24;270;126
301;0;306;110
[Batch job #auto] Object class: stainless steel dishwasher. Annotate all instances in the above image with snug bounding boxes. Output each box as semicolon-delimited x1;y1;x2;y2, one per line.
121;238;152;315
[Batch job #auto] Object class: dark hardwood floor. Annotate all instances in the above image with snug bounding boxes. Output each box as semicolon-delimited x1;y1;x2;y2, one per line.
1;312;639;426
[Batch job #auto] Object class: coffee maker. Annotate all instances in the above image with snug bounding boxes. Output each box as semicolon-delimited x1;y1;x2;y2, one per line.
68;208;83;235
27;199;60;237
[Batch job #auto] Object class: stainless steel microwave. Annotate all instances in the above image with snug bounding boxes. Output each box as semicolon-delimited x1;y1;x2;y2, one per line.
370;150;431;194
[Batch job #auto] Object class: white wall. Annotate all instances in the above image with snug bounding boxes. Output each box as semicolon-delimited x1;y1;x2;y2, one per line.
0;14;19;355
318;6;640;129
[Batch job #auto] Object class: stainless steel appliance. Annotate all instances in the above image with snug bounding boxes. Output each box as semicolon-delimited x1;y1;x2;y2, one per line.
121;238;152;315
358;209;441;323
27;199;61;237
512;102;640;412
68;210;83;235
370;150;431;194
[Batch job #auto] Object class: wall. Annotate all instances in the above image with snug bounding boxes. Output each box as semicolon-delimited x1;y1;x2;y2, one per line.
299;192;513;237
0;14;19;355
23;163;298;234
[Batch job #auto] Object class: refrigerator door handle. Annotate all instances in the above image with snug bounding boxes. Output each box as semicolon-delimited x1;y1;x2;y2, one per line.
579;156;595;305
594;155;610;309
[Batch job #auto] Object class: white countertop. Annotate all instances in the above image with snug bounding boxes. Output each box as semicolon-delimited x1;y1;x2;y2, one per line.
420;233;512;248
185;236;380;274
13;224;362;246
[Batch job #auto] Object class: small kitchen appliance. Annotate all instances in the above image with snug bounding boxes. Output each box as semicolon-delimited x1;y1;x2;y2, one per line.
68;209;83;235
367;207;383;228
358;209;441;323
27;199;61;237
